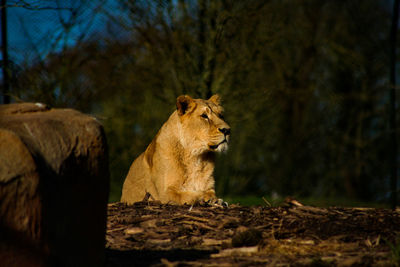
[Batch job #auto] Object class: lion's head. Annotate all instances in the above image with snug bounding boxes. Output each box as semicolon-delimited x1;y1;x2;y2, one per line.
176;94;230;154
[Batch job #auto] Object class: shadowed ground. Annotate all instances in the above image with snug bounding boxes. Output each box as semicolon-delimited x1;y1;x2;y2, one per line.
106;202;400;266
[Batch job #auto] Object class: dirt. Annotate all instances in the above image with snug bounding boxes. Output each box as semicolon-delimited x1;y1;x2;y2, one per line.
106;201;400;266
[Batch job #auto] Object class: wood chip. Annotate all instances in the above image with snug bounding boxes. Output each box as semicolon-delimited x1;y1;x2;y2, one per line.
211;246;258;258
124;227;144;235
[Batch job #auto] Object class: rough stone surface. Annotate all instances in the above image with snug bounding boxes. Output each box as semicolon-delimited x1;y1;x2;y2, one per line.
0;103;110;267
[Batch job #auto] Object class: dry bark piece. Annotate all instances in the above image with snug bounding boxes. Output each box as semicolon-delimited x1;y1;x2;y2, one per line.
232;228;263;247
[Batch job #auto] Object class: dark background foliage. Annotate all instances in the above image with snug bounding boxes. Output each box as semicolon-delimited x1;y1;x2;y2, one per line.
3;0;399;204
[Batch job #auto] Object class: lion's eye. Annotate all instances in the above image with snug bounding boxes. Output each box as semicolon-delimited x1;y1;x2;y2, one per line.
218;114;224;120
201;113;208;119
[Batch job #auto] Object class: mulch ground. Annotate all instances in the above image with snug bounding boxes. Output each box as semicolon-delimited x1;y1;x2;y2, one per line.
106;201;400;266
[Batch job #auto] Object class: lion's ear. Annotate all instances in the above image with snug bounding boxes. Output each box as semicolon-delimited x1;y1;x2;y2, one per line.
208;94;221;105
176;95;195;116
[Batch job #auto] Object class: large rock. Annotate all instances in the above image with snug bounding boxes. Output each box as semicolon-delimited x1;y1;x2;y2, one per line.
0;103;109;266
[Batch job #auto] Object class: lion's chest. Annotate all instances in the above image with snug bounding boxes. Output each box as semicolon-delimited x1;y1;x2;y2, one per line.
181;160;214;192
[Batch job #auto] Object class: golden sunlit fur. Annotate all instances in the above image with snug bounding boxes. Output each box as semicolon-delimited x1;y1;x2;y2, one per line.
120;94;231;205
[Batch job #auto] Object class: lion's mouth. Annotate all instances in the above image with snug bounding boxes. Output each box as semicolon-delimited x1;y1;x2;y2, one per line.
209;139;227;150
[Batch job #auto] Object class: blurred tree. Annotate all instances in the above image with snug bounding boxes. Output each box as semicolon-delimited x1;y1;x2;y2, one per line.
389;0;399;208
10;0;397;203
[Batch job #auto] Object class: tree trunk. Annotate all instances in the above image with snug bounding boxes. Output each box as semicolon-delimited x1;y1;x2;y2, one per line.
389;0;399;209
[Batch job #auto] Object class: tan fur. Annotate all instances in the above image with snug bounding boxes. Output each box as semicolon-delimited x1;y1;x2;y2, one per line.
120;95;231;204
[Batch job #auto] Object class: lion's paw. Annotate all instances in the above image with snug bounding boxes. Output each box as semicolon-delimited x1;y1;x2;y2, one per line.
206;198;228;208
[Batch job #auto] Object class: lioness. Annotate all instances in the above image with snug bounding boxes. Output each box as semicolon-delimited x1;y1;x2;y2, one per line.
120;94;230;205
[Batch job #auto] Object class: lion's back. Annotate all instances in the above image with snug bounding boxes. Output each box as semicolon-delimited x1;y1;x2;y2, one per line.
120;153;149;204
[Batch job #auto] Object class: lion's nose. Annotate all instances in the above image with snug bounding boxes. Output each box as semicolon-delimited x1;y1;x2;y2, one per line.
219;127;231;136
